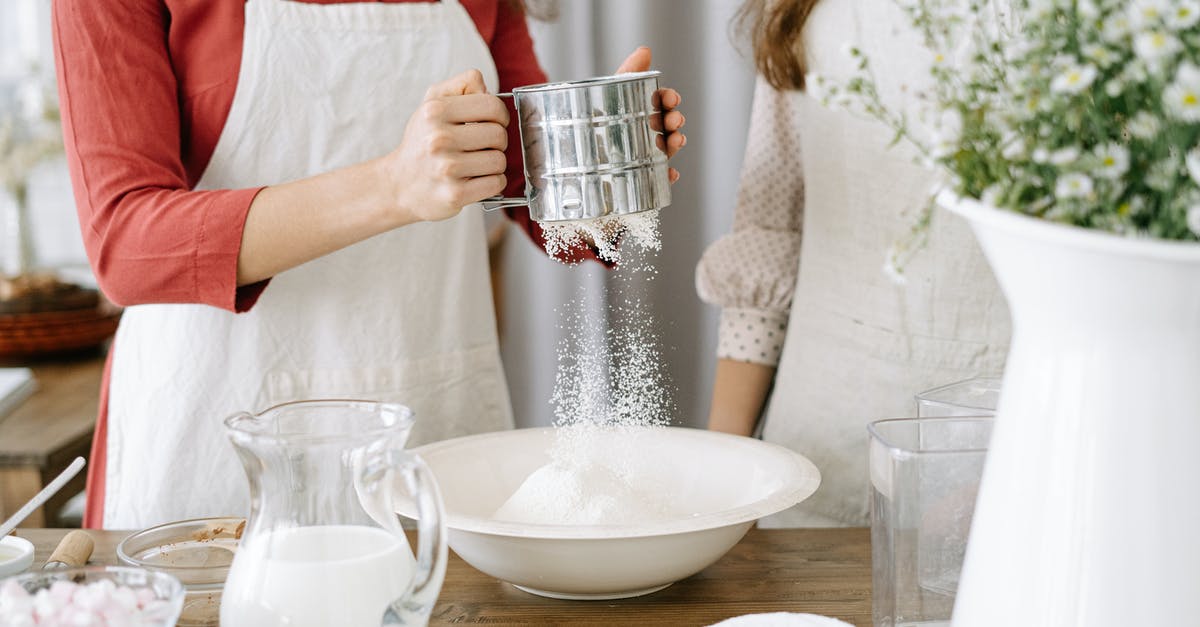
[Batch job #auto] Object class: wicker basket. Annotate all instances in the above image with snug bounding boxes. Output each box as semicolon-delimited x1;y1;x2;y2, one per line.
0;279;121;360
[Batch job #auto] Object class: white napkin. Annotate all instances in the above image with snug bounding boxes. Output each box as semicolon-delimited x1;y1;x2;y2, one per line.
709;613;854;627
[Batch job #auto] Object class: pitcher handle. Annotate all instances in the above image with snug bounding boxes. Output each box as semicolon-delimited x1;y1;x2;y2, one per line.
359;449;448;626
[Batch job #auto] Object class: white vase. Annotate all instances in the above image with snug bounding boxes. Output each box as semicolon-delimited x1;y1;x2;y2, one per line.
943;193;1200;626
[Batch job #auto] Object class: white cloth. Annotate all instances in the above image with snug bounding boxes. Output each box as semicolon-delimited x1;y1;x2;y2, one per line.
103;0;513;528
753;0;1012;527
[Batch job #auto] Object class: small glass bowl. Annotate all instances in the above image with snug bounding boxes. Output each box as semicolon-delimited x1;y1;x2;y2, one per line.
117;517;243;627
0;536;35;578
3;565;184;626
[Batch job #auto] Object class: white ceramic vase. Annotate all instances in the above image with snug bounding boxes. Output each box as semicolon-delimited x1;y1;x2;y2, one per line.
943;193;1200;626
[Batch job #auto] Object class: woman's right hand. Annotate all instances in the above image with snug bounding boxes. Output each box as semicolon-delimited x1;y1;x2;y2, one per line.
382;69;511;223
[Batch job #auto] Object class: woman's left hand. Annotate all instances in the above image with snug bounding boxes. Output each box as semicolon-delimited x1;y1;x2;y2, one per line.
616;47;686;184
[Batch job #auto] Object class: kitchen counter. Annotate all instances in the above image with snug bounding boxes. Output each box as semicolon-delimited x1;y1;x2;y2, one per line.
17;527;872;626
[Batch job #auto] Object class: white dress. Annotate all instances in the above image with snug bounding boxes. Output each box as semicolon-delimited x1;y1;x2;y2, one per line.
696;0;1011;527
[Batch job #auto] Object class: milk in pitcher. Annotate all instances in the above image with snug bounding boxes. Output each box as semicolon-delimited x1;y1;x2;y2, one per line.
220;525;413;627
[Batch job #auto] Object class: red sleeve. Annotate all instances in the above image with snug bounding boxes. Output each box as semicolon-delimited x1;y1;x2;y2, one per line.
52;0;267;313
490;4;612;267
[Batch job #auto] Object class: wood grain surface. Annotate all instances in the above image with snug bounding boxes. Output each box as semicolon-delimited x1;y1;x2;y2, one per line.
0;356;104;526
16;527;872;626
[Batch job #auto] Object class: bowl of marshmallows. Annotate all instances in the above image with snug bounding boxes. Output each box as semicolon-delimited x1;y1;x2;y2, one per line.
0;565;184;626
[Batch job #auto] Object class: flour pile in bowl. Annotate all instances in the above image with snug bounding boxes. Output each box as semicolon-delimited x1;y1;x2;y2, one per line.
490;423;678;525
492;220;681;526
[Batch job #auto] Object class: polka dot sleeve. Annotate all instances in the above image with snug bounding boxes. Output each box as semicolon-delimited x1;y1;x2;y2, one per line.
696;77;804;367
718;307;790;365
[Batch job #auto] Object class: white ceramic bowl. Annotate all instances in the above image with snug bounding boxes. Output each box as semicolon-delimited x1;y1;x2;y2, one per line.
401;426;820;599
0;536;34;578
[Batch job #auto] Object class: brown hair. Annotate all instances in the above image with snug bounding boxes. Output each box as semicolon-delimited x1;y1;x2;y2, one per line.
736;0;821;90
507;0;558;21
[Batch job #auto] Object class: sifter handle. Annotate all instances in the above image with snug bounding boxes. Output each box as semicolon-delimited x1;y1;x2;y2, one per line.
44;530;94;569
481;92;521;212
479;196;528;212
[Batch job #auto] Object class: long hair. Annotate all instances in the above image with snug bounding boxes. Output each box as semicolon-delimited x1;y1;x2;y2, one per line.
736;0;821;90
508;0;558;21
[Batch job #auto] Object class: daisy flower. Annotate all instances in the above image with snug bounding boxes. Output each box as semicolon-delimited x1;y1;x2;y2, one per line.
1055;173;1095;199
1094;144;1130;179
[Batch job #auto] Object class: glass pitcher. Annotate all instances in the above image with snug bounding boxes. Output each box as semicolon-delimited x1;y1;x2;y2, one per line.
220;400;447;627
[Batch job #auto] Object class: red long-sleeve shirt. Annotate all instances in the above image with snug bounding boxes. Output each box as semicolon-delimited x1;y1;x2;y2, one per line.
52;0;585;528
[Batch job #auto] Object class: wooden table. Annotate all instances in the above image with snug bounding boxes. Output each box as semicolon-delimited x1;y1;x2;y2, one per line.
0;356;104;527
17;527;872;626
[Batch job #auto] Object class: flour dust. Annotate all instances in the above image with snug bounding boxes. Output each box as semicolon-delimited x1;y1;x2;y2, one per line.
491;211;681;526
540;209;662;269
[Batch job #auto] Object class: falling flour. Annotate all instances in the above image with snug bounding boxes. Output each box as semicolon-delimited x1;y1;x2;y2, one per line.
540;209;662;266
492;215;679;526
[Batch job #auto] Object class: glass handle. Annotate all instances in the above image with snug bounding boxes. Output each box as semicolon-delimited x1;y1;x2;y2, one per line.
358;449;448;626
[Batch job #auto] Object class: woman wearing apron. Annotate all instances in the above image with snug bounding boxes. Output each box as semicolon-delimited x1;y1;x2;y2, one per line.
52;0;685;529
697;0;1010;526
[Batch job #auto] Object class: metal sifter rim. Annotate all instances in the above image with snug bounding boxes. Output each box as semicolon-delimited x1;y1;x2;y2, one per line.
510;70;661;95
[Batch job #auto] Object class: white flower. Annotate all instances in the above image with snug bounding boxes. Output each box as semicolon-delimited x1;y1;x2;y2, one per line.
1165;63;1200;121
1005;37;1038;63
1134;31;1182;64
1001;135;1027;160
1176;61;1200;85
1120;62;1150;86
1082;44;1117;67
1051;147;1081;166
1078;0;1102;20
1094;144;1130;179
1185;147;1200;185
1168;1;1200;29
1188;206;1200;236
1129;0;1170;28
1105;80;1124;97
1147;159;1181;190
1056;173;1095;199
1032;147;1051;163
1103;14;1134;42
1029;0;1061;19
1127;111;1161;139
1051;64;1099;94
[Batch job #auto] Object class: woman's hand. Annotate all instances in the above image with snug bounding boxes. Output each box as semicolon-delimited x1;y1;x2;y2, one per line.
237;69;510;285
382;69;511;223
615;47;686;183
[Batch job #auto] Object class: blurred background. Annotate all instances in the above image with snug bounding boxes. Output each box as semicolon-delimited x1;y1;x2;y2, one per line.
502;0;755;428
0;0;757;431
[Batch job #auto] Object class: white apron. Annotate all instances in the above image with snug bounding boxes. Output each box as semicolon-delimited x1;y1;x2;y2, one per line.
103;0;513;528
759;0;1012;527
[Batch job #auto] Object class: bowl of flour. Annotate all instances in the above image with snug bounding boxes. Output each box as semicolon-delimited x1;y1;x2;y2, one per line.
396;425;819;600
